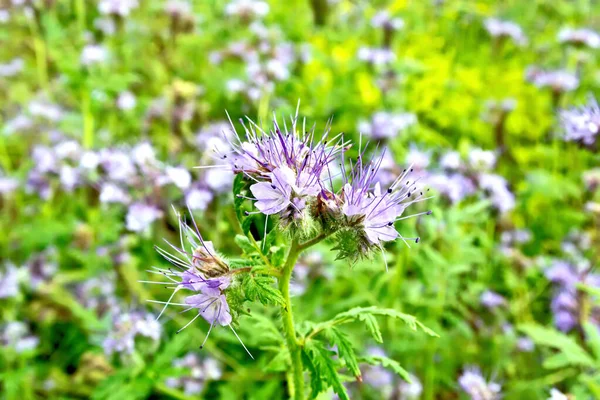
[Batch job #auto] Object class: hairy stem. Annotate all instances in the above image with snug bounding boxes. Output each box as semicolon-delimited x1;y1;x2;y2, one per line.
280;238;304;400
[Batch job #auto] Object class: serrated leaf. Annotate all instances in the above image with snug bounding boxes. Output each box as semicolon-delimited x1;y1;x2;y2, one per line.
362;314;383;343
243;274;285;306
303;340;349;400
361;355;411;383
518;324;595;368
324;327;361;378
311;306;438;338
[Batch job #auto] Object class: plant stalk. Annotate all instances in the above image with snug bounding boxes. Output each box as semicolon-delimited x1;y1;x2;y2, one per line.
279;238;304;400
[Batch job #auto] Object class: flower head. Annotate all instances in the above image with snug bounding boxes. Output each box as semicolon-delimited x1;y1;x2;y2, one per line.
558;27;600;48
147;208;252;357
484;18;527;46
560;96;600;145
458;367;502;400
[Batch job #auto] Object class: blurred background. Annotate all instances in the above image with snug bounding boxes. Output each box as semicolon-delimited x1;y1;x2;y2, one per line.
1;0;600;399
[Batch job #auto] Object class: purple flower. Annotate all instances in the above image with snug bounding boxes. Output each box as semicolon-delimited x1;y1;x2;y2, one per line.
558;27;600;48
357;47;396;66
224;0;269;19
398;373;423;400
165;353;222;395
0;263;22;299
99;183;130;204
331;150;431;262
186;188;213;211
0;176;18;195
478;173;515;214
480;290;506;309
484;18;527;46
81;44;109;67
458;367;502;400
371;11;404;30
516;337;535;352
98;0;139;16
103;310;161;356
117;91;137;111
0;58;24;77
1;321;39;353
560;96;600;145
147;209;252;356
526;67;579;93
126;203;163;232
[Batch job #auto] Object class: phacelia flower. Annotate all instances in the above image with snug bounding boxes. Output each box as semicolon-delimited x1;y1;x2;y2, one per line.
458;367;502;400
164;353;222;395
126;202;163;232
98;0;139;17
80;44;109;67
371;11;404;31
103;310;161;356
480;290;506;309
558;27;600;49
224;0;269;20
398;373;423;400
1;321;39;353
146;208;252;356
526;67;579;93
358;112;417;140
484;18;527;46
560;96;600;145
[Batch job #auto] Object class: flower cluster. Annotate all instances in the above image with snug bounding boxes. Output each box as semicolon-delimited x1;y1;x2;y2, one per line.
148;208;252;356
484;18;528;46
103;310;162;356
1;321;39;353
211;21;306;101
557;27;600;49
358;112;417;140
416;148;515;214
211;114;430;260
164;352;222;395
458;367;502;400
560;96;600;145
525;67;579;93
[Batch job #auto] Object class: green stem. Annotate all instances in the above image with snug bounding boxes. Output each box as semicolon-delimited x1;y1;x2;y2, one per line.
280;238;304;400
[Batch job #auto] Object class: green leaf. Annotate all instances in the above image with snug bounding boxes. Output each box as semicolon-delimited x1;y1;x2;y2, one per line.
361;355;411;383
518;324;595;368
309;306;438;339
583;322;600;363
235;234;256;255
324;327;361;378
264;347;291;372
243;274;285;306
362;314;383;343
303;340;350;400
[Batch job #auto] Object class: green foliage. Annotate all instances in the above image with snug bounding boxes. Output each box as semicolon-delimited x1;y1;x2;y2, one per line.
302;340;350;400
241;274;285;307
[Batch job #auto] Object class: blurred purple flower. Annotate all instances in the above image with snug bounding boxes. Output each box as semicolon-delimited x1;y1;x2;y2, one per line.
560;96;600;145
558;27;600;48
458;367;502;400
126;203;163;232
1;321;39;353
480;290;506;309
103;310;161;356
484;18;527;46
